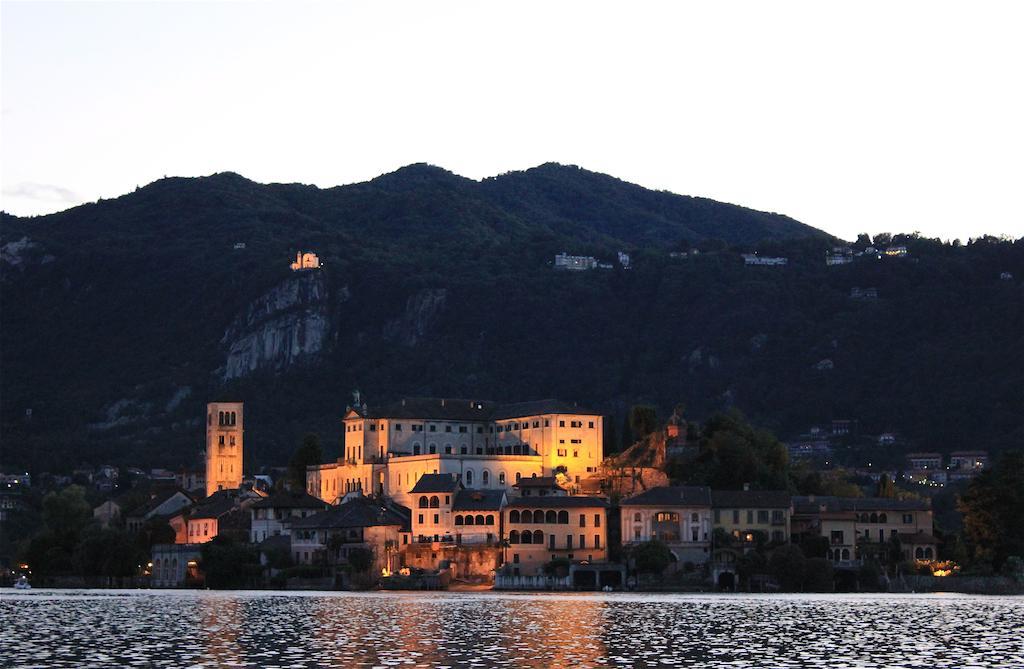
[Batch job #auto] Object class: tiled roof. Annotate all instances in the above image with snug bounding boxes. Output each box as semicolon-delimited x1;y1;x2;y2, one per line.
452;489;505;511
289;496;410;531
623;486;712;507
792;496;931;514
189;490;238;520
513;476;564;489
409;473;461;494
127;488;193;518
250;491;328;510
711;490;792;509
348;397;599;422
507;496;609;509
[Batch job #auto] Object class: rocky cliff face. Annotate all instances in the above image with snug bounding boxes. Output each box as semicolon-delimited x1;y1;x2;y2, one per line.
382;288;447;347
221;272;333;380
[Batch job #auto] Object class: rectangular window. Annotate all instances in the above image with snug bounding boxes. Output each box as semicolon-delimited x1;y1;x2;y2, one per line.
831;530;845;545
395;424;402;431
545;420;550;427
746;510;754;523
430;425;436;432
714;509;721;523
634;527;641;540
772;510;784;523
533;421;540;428
573;451;579;458
513;553;520;564
418;514;424;524
433;514;439;524
567;535;573;549
594;514;601;527
903;513;913;524
444;496;450;505
369;424;376;431
757;510;769;523
459;426;467;433
732;510;740;524
579;534;585;548
595;535;601;548
559;420;565;427
446;426;452;433
548;535;555;549
477;427;483;433
579;514;586;527
589;421;594;428
557;449;567;457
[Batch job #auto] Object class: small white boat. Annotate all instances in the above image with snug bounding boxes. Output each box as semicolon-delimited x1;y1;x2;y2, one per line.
13;575;31;590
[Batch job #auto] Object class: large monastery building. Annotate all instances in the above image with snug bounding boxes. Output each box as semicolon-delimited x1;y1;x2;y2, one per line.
307;397;604;507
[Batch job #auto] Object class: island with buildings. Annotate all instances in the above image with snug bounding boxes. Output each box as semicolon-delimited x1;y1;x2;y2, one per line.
3;392;1012;595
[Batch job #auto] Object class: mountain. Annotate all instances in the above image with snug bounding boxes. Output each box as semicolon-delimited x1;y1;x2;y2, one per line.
2;163;1022;474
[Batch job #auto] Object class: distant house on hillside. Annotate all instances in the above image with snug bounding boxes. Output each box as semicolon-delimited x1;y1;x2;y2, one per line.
826;247;854;266
885;246;908;258
741;253;788;266
850;287;878;300
290;251;321;271
554;252;598;271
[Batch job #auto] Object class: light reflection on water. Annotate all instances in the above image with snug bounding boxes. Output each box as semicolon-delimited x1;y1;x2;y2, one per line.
2;590;1023;668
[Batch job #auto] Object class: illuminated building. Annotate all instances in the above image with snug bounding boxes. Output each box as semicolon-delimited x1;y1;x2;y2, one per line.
289;251;321;271
205;402;243;497
503;496;609;576
307;398;604;508
621;486;712;566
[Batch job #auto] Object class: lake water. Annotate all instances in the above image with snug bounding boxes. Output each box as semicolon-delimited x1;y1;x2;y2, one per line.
2;590;1023;668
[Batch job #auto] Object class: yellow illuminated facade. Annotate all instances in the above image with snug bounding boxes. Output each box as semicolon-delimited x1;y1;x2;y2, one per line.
205;402;243;497
290;251;321;271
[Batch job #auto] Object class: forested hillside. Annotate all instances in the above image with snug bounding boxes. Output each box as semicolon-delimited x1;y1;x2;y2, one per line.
2;163;1021;472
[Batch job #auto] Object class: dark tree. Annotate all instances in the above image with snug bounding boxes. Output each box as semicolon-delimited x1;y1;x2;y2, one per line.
288;433;324;491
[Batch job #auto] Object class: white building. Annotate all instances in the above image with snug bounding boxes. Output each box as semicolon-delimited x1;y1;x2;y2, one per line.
554;253;598;271
741;253;788;266
308;398;604;508
249;491;329;543
621;486;713;566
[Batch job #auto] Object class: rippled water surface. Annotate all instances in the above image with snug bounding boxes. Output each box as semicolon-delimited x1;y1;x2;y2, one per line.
2;590;1023;668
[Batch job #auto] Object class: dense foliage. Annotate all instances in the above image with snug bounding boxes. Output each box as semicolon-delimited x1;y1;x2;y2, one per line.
2;163;1022;472
959;451;1024;571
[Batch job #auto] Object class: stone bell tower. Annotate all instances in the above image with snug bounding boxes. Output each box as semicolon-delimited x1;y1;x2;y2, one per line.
205;402;244;497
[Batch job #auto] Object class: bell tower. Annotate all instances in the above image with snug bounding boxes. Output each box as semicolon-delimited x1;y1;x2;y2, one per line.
205;402;244;497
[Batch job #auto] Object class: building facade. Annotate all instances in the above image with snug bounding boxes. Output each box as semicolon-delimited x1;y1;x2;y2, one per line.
205;402;243;497
308;398;603;508
621;486;713;566
503;497;608;576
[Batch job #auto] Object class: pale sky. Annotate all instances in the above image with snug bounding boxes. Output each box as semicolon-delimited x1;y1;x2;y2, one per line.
3;1;1023;241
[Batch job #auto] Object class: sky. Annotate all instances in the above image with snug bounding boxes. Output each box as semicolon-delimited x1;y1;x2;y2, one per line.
2;1;1023;241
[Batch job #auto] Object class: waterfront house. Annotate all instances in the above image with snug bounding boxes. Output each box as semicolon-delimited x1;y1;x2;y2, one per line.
621;486;713;567
249;490;329;543
125;488;194;532
711;489;792;548
791;496;935;564
288;494;409;575
502;496;609;576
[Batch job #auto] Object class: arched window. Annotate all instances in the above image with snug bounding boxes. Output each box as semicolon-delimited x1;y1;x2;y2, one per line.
498;472;506;485
475;514;485;525
485;515;494;525
230;412;236;425
413;444;421;455
521;531;533;544
465;470;474;485
520;511;531;524
545;510;557;524
509;530;520;544
429;496;440;508
515;472;522;482
509;510;520;523
924;547;933;559
218;411;224;425
418;496;429;509
455;515;464;526
533;510;545;523
879;513;887;523
533;530;543;544
465;515;475;526
827;549;834;561
841;548;850;560
870;513;878;523
915;547;924;559
633;512;642;522
691;513;699;523
429;444;437;454
559;510;570;524
445;444;452;454
482;470;490;486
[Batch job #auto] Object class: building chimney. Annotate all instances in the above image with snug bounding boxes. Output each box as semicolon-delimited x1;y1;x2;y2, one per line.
743;482;750;491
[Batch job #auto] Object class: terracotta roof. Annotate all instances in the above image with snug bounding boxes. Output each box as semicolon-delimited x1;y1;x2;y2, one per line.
348;397;599;422
409;473;461;494
250;491;328;510
452;489;506;511
711;490;792;508
513;476;563;489
507;496;609;509
792;496;931;514
289;496;410;531
623;486;712;507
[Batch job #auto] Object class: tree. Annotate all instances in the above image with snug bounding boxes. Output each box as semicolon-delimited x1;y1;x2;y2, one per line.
736;551;766;589
288;433;324;491
876;475;897;499
629;405;658;443
347;546;373;573
632;540;673;575
768;544;806;591
803;558;834;592
959;451;1024;570
200;536;260;589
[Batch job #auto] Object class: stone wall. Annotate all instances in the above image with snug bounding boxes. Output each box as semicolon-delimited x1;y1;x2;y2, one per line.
402;543;502;581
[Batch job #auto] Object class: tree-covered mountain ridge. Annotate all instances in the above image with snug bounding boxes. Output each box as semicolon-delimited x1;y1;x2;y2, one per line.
2;162;1022;472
